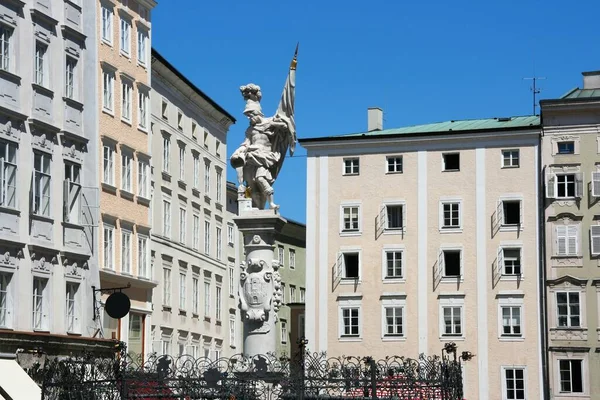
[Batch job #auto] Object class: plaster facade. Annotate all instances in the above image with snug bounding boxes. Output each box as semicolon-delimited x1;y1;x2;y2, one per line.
300;116;544;400
540;71;600;400
149;50;237;359
0;0;109;355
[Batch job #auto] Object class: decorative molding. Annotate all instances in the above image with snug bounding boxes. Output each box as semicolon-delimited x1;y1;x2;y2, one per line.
547;274;588;287
550;328;588;341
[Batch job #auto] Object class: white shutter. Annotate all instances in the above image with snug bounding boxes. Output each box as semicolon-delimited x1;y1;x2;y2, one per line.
31;171;37;213
0;158;4;206
567;225;578;256
402;204;407;232
519;200;523;226
74;286;81;333
546;171;556;199
556;226;567;256
591;226;600;255
42;281;50;331
496;200;504;227
376;205;387;237
63;180;70;222
592;172;600;197
575;173;584;198
6;277;13;328
437;250;444;278
497;247;504;276
518;247;523;275
336;252;343;280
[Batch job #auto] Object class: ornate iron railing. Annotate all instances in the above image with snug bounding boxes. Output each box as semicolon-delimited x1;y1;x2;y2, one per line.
29;340;466;400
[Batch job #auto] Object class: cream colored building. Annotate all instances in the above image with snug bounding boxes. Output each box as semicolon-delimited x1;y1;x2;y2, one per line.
149;50;237;359
97;0;157;361
299;110;544;400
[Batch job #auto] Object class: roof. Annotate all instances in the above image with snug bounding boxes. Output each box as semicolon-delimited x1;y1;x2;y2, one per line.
560;87;600;99
151;49;236;123
299;115;540;143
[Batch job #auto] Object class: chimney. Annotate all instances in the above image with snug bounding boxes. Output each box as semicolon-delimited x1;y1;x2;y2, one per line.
582;71;600;89
367;107;383;132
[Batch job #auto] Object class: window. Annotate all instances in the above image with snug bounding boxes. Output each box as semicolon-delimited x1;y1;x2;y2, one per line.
204;281;211;317
384;250;403;279
341;307;360;337
300;288;305;303
137;160;149;198
559;359;583;393
163;268;171;306
442;153;460;171
227;224;234;245
386;156;403;173
34;42;47;86
281;283;286;303
33;152;51;216
558;174;577;198
277;246;284;266
591;226;600;255
0;141;17;208
337;251;360;280
65;57;76;99
503;367;526;400
204;163;211;194
290;285;296;302
193;154;200;189
179;145;185;180
499;248;522;276
65;282;79;333
441;202;460;229
557;292;580;327
137;235;149;278
442;306;462;336
203;131;209;148
102;71;114;111
216;170;222;203
138;91;148;129
502;150;520;168
162;200;171;238
192;122;198;139
229;267;235;295
121;153;132;192
121;81;132;121
0;25;12;71
103;146;114;185
500;200;522;226
289;249;296;269
216;141;221;157
32;277;49;330
137;30;147;65
216;286;222;321
229;315;236;345
501;306;522;336
103;224;114;269
558;141;575;155
385;204;404;230
179;273;186;310
192;277;199;314
121;230;131;274
343;158;359;175
216;227;222;259
162;136;170;172
101;6;113;43
281;320;288;343
120;17;131;55
0;273;12;328
342;206;360;232
193;215;200;250
161;99;168;119
204;221;210;255
384;307;404;337
177;111;183;130
556;225;578;256
179;208;186;244
439;249;461;278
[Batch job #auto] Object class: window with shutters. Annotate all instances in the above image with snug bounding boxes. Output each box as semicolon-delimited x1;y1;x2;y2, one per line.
65;282;80;333
558;359;584;394
499;247;522;276
343;158;359;175
502;367;526;400
337;251;360;280
555;225;579;257
502;200;522;226
591;226;600;256
439;249;462;278
33;152;51;217
385;204;405;230
341;205;360;234
0;141;17;209
556;291;581;328
546;170;583;199
591;171;600;198
0;272;14;328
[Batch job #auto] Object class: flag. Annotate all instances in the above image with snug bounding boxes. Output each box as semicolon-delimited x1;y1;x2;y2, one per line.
276;44;298;156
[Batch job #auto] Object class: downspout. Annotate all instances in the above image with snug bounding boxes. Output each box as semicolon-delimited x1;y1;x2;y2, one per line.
539;122;550;400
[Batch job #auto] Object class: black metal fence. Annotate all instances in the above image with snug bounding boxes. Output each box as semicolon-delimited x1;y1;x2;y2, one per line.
28;340;465;400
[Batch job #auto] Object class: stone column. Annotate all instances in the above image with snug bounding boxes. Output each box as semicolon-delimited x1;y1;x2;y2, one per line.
234;199;286;357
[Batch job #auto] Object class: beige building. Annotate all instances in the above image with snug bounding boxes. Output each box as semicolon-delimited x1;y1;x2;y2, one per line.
149;51;237;359
300;110;544;400
540;71;600;399
97;0;157;361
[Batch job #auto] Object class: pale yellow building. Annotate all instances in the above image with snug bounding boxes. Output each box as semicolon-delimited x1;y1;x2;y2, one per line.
97;0;157;361
299;109;544;400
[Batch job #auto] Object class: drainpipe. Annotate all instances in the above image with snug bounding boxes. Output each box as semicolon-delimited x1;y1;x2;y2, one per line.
538;127;550;400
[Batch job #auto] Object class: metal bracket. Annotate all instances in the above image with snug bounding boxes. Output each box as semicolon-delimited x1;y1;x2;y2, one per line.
92;283;131;321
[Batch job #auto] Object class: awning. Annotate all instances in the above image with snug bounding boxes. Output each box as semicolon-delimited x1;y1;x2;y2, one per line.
0;359;41;400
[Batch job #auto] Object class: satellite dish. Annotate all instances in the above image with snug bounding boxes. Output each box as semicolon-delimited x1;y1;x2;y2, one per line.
105;291;131;319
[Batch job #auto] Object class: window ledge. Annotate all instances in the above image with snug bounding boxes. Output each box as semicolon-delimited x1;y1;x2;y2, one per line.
120;50;132;59
162;305;172;312
499;276;524;281
499;336;525;342
62;221;84;230
382;336;406;342
0;206;20;216
440;277;464;283
383;229;405;236
102;108;115;117
499;225;523;232
440;228;462;234
179;309;187;316
340;231;362;237
162;171;172;181
102;182;117;194
442;169;460;173
340;279;361;285
204;195;211;204
63;97;84;110
204;316;211;322
192;188;201;197
385;171;403;175
216;320;222;326
100;38;113;47
0;68;21;83
136;196;150;206
342;173;360;177
383;278;405;284
501;165;520;169
440;336;465;341
31;83;54;97
33;329;50;333
120;189;134;200
66;331;82;336
121;117;132;126
31;214;54;223
338;337;362;342
138;125;148;134
178;180;187;190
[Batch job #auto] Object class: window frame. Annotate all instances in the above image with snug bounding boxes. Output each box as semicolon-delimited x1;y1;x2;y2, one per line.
497;197;524;231
337;297;362;341
342;158;359;176
438;295;465;340
137;159;150;198
137;29;148;66
557;141;575;155
386;155;403;174
381;246;404;282
65;56;77;100
501;149;520;168
442;152;460;172
557;358;585;394
556;291;582;328
0;24;13;72
162;135;171;173
340;203;361;236
439;199;462;232
437;247;463;281
137;234;150;279
65;281;80;334
204;220;211;255
33;152;52;217
119;16;131;56
381;296;406;341
34;41;48;87
121;152;133;193
101;5;114;44
102;70;115;112
120;228;132;274
335;249;362;283
179;273;186;311
280;319;288;344
162;267;171;306
121;80;133;122
162;198;171;238
138;90;149;131
289;248;296;269
179;207;187;244
103;222;115;270
501;366;527;400
0;271;14;329
32;276;50;331
0;140;17;209
497;295;525;341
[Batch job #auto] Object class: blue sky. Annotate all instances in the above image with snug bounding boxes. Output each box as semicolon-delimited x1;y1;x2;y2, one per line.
152;0;600;224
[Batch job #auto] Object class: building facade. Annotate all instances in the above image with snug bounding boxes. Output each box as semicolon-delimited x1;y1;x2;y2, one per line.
540;71;600;399
300;110;544;400
149;50;237;359
0;0;115;357
97;0;157;361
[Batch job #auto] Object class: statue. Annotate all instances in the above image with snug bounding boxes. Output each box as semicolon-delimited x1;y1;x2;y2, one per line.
231;47;298;210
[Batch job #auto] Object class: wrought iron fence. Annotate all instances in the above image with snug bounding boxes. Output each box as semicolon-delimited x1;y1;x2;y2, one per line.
29;340;465;400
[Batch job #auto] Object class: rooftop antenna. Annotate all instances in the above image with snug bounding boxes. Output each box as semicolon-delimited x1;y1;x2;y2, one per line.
524;76;546;115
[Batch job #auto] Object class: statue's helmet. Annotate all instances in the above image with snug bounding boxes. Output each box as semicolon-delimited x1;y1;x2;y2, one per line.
243;99;262;116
